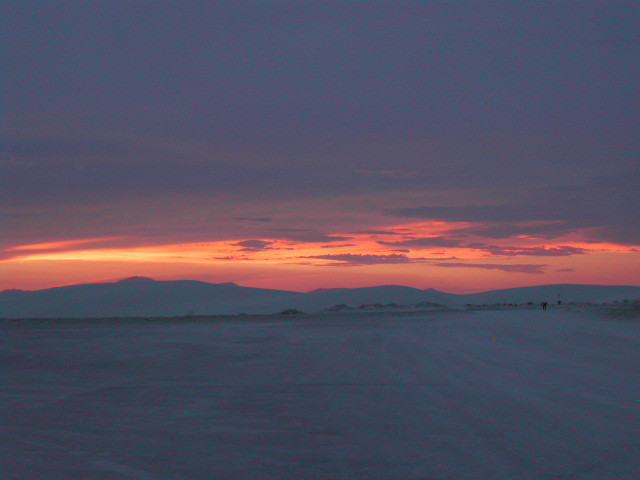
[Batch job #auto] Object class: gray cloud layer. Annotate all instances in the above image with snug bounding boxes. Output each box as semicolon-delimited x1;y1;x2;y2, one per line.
433;263;548;274
300;254;415;266
389;173;640;245
3;2;639;248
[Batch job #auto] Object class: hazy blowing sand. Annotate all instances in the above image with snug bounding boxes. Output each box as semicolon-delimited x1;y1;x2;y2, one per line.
3;309;640;479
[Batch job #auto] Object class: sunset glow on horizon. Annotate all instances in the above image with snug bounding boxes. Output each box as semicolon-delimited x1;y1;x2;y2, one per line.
3;218;638;293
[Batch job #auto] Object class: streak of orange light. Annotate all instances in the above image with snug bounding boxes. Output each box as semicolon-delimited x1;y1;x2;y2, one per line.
2;221;636;268
5;237;125;251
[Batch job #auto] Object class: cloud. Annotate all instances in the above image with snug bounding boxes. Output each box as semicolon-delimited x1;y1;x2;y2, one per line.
4;137;130;163
354;230;402;235
387;172;640;246
378;236;462;248
447;223;575;240
0;236;129;260
389;205;562;223
292;233;354;243
271;230;353;243
5;237;124;252
433;262;547;274
473;245;587;257
589;224;640;246
232;217;272;222
376;238;585;257
355;169;419;179
320;243;356;249
210;255;253;261
231;240;273;252
300;253;417;266
0;152;34;167
555;268;575;272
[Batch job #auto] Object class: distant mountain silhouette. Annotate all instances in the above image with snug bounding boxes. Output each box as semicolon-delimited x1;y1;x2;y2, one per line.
116;276;156;283
0;280;301;318
1;280;638;318
0;289;30;297
459;284;640;305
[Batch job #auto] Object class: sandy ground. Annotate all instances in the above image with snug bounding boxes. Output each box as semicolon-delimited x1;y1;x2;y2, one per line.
2;309;639;479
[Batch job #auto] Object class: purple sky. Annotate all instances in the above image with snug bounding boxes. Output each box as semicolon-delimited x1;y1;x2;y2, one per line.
2;1;639;291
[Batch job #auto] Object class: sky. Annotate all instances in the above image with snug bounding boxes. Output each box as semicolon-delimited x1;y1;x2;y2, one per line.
2;0;639;293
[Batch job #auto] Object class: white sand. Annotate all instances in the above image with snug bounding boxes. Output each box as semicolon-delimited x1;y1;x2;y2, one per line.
3;309;639;479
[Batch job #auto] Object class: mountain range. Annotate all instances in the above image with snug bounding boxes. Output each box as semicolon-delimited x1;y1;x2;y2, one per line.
2;277;639;319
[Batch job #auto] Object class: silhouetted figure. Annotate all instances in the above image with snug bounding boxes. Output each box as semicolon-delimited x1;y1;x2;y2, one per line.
541;302;548;310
